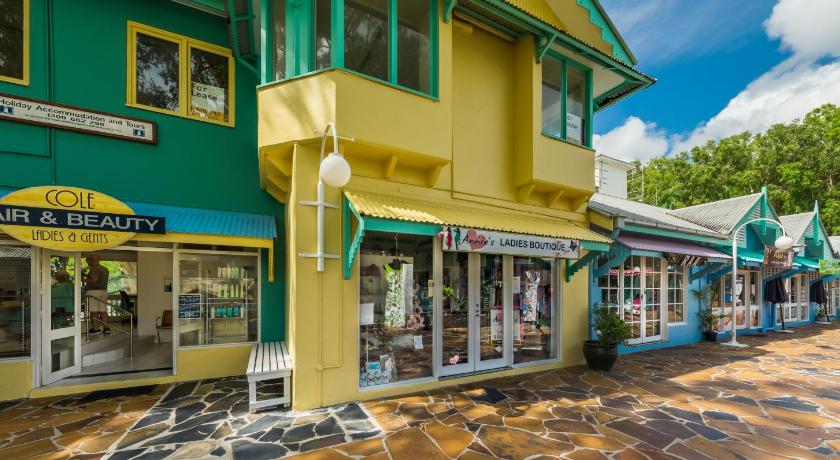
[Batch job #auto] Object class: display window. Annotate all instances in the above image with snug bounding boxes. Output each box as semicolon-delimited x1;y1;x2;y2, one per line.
512;257;555;364
358;231;434;388
127;21;235;126
712;270;760;331
0;242;31;358
778;274;807;324
0;0;29;85
666;263;686;324
597;256;666;344
177;251;259;346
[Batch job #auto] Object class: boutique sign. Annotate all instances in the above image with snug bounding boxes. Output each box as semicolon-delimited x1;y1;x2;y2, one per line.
441;226;579;259
0;186;165;251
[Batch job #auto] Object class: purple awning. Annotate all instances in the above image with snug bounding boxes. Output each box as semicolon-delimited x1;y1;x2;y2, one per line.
616;234;729;259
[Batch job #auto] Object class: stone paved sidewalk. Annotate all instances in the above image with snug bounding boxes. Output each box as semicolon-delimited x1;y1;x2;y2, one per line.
2;323;840;459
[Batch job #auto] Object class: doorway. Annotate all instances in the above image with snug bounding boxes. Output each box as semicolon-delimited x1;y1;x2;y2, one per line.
439;253;509;376
42;252;82;385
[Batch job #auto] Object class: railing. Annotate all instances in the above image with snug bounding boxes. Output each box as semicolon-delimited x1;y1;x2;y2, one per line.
83;303;133;359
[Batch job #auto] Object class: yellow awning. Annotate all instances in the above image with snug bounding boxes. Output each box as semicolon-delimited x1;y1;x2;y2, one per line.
345;190;611;244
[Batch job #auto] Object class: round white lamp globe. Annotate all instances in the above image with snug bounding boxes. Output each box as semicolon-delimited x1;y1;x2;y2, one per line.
774;235;794;251
319;152;351;188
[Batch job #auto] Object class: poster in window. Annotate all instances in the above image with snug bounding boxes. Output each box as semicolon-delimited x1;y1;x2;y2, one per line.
191;82;226;121
566;113;583;144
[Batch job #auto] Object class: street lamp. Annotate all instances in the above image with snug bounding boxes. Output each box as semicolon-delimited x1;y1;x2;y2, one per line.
723;218;794;348
299;123;352;272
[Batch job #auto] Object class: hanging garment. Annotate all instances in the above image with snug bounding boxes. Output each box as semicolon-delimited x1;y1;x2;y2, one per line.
523;270;540;322
384;264;406;328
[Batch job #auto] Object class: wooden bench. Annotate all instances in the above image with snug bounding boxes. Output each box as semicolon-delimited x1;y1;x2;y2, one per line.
247;341;292;411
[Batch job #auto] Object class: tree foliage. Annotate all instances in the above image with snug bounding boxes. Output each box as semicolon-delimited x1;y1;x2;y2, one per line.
628;104;840;234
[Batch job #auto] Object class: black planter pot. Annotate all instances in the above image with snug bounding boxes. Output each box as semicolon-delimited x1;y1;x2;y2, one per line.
703;331;717;342
582;340;618;371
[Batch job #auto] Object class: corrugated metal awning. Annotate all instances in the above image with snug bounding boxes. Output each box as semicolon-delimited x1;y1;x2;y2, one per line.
616;234;729;260
345;190;611;244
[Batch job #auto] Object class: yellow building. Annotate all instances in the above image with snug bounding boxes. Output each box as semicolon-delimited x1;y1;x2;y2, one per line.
258;0;653;409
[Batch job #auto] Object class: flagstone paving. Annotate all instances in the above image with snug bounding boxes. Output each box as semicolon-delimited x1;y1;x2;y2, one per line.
3;323;840;459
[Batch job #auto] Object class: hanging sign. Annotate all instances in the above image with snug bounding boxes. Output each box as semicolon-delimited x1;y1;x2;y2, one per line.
763;248;793;269
0;93;156;144
440;226;579;259
819;259;840;275
0;186;166;251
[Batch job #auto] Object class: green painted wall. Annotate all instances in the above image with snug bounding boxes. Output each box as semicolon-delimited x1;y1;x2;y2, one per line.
0;0;285;341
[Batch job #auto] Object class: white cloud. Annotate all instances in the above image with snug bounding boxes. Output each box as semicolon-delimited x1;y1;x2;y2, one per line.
764;0;840;61
593;117;669;163
604;0;840;159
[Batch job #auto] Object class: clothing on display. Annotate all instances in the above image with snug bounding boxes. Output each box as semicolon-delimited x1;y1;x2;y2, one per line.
384;262;407;328
522;270;540;322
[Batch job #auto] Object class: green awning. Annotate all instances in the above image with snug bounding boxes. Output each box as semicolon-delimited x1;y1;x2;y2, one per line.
794;257;819;269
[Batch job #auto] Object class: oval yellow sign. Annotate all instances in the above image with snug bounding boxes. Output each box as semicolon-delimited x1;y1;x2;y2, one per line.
0;186;137;251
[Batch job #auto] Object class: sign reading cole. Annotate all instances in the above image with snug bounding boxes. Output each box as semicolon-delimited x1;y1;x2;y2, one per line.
0;186;165;251
441;227;579;259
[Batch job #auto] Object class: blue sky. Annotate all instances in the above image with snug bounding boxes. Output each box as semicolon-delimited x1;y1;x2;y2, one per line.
594;0;840;162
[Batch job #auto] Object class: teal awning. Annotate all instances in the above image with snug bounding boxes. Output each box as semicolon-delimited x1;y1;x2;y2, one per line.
794;256;819;269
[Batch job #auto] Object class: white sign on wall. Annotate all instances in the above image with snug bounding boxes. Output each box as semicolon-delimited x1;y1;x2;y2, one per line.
191;83;226;114
441;227;579;259
0;93;156;144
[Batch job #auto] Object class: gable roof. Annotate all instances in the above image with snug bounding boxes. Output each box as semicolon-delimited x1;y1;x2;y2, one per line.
779;212;815;245
668;193;763;235
589;193;723;237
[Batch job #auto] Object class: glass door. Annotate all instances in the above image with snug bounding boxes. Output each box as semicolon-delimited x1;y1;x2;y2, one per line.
440;253;509;376
623;258;643;345
42;252;82;385
475;254;506;371
643;258;662;341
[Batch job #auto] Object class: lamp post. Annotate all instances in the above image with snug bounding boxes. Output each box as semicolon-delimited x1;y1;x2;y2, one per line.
299;123;352;272
723;218;794;348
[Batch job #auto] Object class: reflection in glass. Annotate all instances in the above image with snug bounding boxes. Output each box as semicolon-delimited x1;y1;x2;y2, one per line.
190;48;230;122
513;257;554;364
50;336;75;372
50;255;76;330
397;0;430;93
666;264;684;323
541;57;563;139
479;255;504;362
345;0;389;81
315;0;332;70
0;245;31;358
441;252;468;367
622;257;642;340
359;232;433;387
644;258;661;338
136;33;180;111
0;0;24;80
273;0;286;80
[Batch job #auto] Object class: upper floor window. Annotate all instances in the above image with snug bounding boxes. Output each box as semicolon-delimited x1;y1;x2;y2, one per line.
541;53;591;147
272;0;436;97
127;22;235;127
0;0;28;86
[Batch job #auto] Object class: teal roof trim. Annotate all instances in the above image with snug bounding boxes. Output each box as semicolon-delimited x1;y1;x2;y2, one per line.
0;188;276;240
577;0;636;66
794;256;819;269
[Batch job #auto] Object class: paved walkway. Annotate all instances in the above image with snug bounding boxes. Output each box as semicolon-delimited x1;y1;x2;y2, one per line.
2;323;840;459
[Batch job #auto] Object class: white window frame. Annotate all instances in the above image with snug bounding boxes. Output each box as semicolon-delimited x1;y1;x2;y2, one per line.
666;264;688;326
597;256;668;345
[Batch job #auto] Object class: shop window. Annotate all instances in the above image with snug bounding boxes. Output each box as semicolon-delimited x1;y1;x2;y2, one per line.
358;231;433;388
541;54;591;147
597;256;664;344
666;264;685;324
128;22;235;126
178;252;258;346
0;245;31;358
512;257;555;364
0;0;28;85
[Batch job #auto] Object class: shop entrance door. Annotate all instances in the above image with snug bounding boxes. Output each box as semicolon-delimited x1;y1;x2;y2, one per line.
41;252;82;385
439;253;508;376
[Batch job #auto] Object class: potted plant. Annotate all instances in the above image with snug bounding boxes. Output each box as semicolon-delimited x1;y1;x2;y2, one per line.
693;284;725;341
583;305;632;371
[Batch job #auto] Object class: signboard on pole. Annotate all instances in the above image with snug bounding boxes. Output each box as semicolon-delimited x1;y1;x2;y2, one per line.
0;93;157;144
819;259;840;275
763;248;793;269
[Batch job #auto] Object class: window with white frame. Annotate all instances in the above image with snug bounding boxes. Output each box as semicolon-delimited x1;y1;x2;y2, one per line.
597;256;670;344
666;263;686;324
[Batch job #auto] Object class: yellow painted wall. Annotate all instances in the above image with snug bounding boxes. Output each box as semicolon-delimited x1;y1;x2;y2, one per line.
0;360;32;400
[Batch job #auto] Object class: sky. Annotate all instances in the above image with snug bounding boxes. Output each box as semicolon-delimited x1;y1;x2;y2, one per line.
594;0;840;163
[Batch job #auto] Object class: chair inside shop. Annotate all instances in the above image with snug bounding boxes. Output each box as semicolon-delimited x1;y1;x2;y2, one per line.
156;310;173;343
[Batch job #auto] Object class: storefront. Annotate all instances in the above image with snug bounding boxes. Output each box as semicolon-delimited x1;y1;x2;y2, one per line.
346;191;608;390
0;186;277;399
